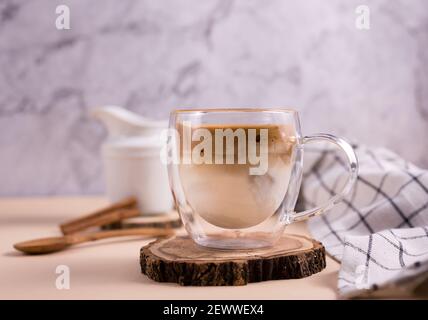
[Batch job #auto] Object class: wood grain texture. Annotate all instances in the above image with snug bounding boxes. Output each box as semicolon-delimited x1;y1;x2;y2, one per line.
140;234;326;286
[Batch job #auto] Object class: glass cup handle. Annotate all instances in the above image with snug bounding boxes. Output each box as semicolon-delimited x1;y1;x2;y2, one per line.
291;133;359;222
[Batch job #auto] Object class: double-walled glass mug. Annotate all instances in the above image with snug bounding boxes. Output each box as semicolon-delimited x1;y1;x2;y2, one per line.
166;108;358;249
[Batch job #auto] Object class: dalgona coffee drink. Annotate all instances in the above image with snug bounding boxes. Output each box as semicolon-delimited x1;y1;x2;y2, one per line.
176;123;297;229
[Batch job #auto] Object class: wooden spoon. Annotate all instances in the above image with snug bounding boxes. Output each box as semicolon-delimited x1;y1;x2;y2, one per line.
14;228;174;255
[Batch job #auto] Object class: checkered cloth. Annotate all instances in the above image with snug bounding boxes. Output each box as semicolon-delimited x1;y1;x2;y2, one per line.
302;145;428;298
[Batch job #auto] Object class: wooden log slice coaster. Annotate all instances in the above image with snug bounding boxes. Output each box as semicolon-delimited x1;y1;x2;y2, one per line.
140;234;326;286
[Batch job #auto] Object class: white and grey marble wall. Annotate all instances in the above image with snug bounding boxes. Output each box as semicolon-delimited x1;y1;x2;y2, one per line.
0;0;427;196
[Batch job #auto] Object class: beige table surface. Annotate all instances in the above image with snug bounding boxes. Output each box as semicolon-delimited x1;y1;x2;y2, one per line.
0;197;340;300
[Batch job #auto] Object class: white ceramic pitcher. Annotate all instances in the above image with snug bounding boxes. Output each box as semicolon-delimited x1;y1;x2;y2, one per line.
92;105;173;215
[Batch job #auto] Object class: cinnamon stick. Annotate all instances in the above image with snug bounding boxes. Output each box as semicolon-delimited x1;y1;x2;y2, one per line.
60;197;139;235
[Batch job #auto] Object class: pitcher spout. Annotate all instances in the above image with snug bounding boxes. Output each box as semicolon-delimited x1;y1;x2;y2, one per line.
91;105;166;138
